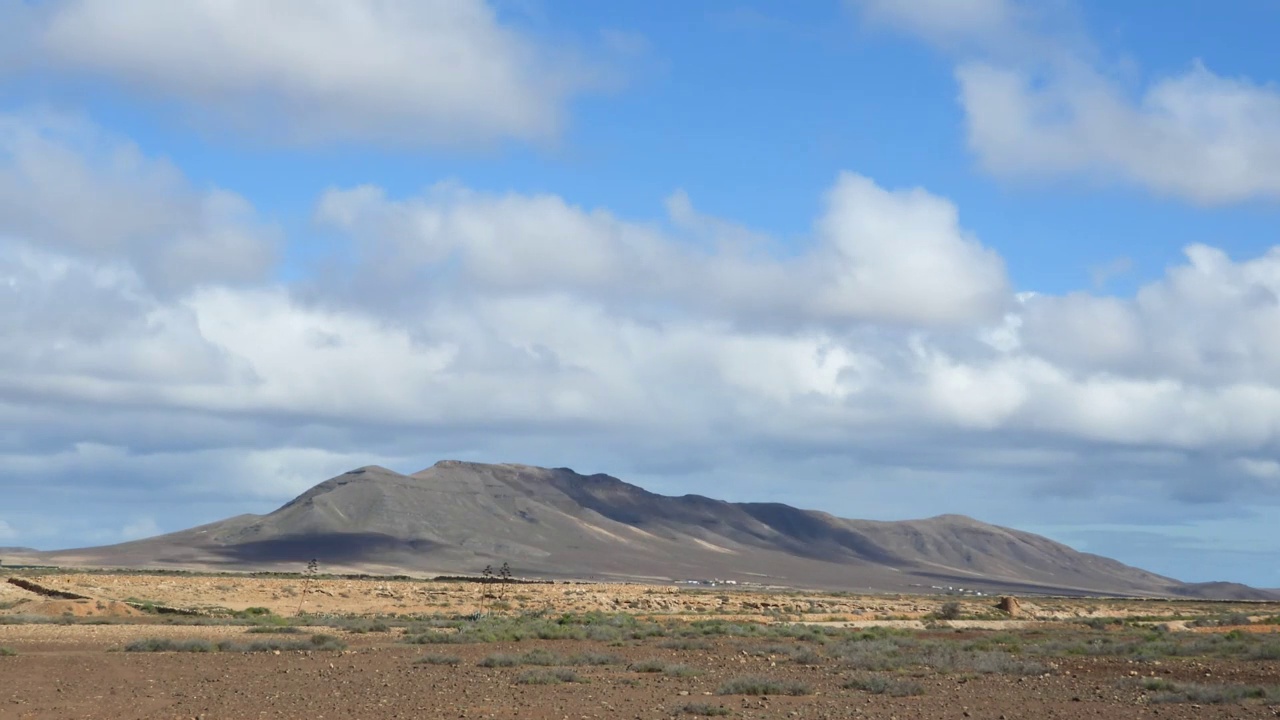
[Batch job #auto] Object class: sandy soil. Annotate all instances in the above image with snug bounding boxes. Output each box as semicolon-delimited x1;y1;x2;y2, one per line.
1;571;1278;719
6;572;1278;622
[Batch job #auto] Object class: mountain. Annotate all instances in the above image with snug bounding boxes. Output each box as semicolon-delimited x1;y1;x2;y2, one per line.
25;461;1277;599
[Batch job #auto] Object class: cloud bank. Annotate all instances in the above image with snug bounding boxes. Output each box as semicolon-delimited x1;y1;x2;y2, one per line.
19;0;604;146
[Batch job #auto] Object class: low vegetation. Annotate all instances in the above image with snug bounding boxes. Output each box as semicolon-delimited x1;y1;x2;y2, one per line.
628;658;698;677
514;668;583;685
717;676;812;696
679;703;731;716
843;674;925;696
414;653;461;665
124;634;345;653
1132;677;1280;704
0;647;17;657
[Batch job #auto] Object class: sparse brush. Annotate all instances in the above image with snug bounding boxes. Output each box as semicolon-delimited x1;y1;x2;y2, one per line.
126;633;344;653
246;626;301;634
1188;613;1253;628
843;675;925;697
308;633;345;650
753;644;823;664
1078;617;1123;630
962;650;1048;676
717;676;812;696
0;647;16;657
565;652;621;666
331;617;392;634
515;668;582;685
404;631;463;644
1143;681;1277;705
478;653;521;668
520;648;561;666
125;638;215;653
659;639;710;651
677;620;764;638
679;703;731;716
414;654;462;666
935;602;963;620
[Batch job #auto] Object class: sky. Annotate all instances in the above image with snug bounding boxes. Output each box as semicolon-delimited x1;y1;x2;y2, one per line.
1;0;1279;587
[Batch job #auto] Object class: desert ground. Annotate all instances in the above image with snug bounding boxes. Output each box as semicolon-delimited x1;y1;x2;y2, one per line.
1;570;1278;719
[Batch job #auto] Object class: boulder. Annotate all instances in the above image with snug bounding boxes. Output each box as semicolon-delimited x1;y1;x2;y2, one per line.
996;596;1022;617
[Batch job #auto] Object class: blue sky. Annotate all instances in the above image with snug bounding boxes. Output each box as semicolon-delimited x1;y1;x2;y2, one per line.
2;0;1280;587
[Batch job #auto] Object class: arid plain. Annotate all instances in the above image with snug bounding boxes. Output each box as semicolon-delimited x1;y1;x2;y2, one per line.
2;570;1278;719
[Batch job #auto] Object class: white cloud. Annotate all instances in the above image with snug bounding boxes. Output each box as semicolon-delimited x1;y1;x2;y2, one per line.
31;0;604;146
0;520;16;540
811;173;1009;324
958;61;1280;204
852;0;1280;204
10;171;1280;471
315;172;1010;327
1019;244;1280;383
851;0;1017;47
0;111;278;295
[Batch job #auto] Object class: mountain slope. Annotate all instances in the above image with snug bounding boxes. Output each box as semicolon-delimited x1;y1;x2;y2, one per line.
28;461;1275;599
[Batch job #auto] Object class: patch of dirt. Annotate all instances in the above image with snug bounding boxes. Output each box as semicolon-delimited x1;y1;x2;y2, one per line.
17;598;143;618
1;627;1278;719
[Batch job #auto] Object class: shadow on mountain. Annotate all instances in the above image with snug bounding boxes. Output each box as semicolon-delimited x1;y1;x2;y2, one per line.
208;533;441;565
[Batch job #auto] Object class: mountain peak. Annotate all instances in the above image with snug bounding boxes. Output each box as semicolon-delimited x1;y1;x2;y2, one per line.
25;459;1276;600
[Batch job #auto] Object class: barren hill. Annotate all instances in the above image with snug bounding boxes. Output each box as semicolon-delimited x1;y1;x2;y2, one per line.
25;461;1277;599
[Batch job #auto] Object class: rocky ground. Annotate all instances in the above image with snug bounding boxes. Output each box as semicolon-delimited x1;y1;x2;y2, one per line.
3;571;1275;621
1;571;1278;719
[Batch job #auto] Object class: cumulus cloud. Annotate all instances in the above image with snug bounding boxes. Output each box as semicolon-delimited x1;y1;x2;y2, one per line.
958;61;1280;204
314;172;1009;326
851;0;1280;204
25;0;604;146
1019;244;1280;384
0;111;278;295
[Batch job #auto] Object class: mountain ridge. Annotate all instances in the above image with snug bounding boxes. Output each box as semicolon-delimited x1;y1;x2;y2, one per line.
17;460;1277;600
